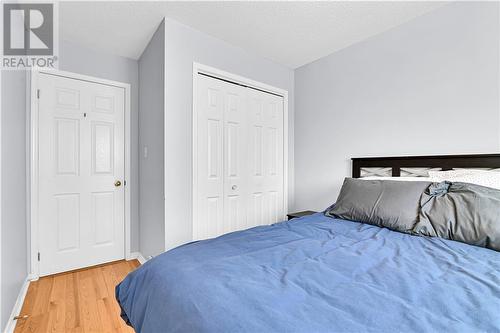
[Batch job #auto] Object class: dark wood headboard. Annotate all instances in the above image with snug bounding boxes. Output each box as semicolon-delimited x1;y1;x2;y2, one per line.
352;154;500;178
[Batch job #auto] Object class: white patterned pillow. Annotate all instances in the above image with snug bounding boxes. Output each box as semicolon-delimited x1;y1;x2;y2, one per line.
362;176;432;182
428;169;500;190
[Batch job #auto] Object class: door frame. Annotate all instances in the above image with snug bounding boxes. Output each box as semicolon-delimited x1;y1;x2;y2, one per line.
192;62;289;239
29;69;132;279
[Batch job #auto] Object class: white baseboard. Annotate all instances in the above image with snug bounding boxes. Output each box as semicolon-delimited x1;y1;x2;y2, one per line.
128;252;147;265
27;273;38;281
4;276;31;333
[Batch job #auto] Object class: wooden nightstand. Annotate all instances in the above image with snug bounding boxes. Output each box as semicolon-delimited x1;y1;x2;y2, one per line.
287;210;317;220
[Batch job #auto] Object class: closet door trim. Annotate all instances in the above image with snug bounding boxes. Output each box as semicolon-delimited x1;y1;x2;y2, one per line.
192;62;289;240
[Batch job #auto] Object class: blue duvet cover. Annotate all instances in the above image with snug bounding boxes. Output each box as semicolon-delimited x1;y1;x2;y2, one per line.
116;214;500;333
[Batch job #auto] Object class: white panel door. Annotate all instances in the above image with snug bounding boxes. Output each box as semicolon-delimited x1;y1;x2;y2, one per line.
195;74;284;240
223;81;248;234
38;73;125;276
247;89;284;227
195;75;248;240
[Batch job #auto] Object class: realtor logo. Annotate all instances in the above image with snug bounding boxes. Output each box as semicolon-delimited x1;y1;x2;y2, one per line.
3;3;53;55
1;2;58;69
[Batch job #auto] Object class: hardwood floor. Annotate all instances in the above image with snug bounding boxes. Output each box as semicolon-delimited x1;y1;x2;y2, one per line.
14;259;140;333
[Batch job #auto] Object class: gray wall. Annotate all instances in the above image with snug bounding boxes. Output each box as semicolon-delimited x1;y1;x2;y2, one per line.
59;40;140;252
1;70;28;331
139;21;165;258
164;18;295;251
294;2;500;211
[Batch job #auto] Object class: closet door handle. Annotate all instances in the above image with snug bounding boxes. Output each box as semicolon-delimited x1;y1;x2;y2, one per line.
231;185;237;190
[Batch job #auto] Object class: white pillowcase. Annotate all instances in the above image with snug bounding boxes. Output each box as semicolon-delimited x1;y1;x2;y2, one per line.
362;176;432;182
428;169;500;190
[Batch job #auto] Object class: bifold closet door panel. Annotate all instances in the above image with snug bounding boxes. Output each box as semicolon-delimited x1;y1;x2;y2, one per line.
246;89;284;228
222;82;249;234
195;75;248;240
196;75;224;240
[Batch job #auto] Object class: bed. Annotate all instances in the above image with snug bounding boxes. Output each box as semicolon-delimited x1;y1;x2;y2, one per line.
116;154;500;333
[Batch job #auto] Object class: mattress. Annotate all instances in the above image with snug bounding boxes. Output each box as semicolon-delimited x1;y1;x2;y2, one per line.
116;213;500;333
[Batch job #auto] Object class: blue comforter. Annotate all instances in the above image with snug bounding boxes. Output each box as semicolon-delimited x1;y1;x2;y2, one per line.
116;214;500;333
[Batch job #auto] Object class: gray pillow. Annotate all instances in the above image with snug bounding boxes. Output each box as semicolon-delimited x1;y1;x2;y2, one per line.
413;181;500;251
326;178;431;233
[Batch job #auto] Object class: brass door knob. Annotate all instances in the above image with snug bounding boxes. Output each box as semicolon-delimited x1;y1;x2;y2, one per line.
114;180;122;187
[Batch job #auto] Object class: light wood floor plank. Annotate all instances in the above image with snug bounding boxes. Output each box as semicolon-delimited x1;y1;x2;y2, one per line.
14;260;139;333
65;273;80;331
48;273;67;332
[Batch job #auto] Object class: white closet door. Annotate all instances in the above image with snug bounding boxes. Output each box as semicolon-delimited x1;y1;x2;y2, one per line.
223;81;249;234
38;73;125;276
195;74;284;240
246;89;284;227
195;75;247;240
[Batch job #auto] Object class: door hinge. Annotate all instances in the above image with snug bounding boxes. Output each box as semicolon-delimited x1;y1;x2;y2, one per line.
37;89;40;99
37;252;40;261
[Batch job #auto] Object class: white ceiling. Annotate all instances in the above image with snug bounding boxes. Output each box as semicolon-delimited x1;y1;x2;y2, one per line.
60;1;448;69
